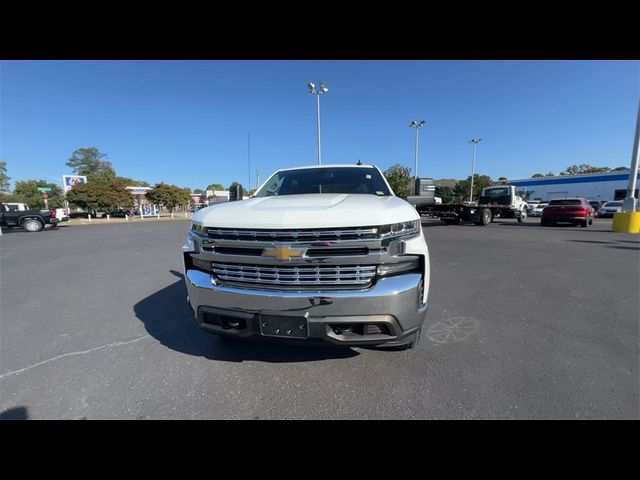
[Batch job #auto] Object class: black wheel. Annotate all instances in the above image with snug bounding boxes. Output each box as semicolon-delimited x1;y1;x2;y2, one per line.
443;218;460;225
541;218;548;226
517;209;527;223
581;219;588;228
381;328;421;351
475;208;492;226
22;218;43;232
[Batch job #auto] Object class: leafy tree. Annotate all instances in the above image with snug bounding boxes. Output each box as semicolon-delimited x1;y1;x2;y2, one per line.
435;186;454;203
116;176;150;187
453;174;493;202
0;161;10;192
227;181;245;191
193;188;204;194
206;183;226;191
65;178;133;216
247;188;257;196
66;147;116;181
146;183;192;213
560;164;611;176
531;173;544;178
13;179;65;209
612;166;630;171
544;172;555;177
384;164;413;198
498;176;508;181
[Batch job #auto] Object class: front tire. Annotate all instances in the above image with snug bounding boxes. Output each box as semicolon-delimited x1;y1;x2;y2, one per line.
517;209;527;223
22;219;43;232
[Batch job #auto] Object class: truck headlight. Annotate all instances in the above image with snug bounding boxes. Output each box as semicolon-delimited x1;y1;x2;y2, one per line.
377;256;420;277
378;220;420;239
191;224;207;235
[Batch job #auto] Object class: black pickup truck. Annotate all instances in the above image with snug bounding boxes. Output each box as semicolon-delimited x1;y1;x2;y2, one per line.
0;202;59;232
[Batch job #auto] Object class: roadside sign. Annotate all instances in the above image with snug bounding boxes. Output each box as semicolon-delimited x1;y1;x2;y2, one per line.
37;187;52;192
62;175;87;193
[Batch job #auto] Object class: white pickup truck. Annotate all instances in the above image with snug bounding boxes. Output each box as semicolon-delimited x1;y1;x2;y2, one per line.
182;164;430;350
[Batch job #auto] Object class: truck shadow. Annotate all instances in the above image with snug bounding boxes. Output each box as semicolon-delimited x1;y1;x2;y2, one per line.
0;406;29;420
133;271;359;363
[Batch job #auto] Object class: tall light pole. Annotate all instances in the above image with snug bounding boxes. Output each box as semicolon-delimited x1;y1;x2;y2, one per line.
409;121;426;191
468;138;482;203
308;81;328;165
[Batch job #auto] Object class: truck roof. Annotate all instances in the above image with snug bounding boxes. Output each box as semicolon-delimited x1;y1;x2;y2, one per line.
277;164;377;172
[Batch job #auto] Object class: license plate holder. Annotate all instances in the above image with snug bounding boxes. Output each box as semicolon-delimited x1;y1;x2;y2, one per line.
259;312;308;339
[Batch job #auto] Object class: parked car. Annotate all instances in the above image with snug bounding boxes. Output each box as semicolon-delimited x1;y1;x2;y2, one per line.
526;200;541;212
597;201;623;218
588;200;605;213
529;202;548;217
54;208;70;222
101;210;129;218
541;198;594;227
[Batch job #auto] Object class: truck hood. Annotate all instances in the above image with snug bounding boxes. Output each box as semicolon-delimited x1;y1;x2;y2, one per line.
192;194;419;229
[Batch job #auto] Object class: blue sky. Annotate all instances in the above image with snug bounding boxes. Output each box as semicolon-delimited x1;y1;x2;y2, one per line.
1;60;638;191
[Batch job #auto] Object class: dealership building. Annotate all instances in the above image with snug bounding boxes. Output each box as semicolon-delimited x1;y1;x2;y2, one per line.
509;170;639;202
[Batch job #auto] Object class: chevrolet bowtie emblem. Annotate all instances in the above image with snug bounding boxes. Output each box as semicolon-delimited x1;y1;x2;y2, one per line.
262;246;306;261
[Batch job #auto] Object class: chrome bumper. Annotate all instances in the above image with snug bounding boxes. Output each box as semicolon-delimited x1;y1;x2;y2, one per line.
184;269;428;346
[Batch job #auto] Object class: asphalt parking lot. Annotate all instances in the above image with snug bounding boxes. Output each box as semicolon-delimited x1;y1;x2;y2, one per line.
1;217;638;419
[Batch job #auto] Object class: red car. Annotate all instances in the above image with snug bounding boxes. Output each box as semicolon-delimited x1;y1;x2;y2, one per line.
541;198;594;227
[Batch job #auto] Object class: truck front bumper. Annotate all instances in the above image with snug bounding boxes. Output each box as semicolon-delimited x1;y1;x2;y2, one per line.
184;269;428;347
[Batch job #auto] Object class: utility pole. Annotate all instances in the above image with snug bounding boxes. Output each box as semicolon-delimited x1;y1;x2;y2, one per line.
256;170;260;190
409;120;426;195
308;81;329;165
248;133;251;191
469;138;483;203
623;100;639;212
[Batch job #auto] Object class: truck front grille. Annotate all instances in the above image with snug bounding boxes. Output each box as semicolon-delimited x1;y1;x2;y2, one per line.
206;227;379;242
211;262;376;288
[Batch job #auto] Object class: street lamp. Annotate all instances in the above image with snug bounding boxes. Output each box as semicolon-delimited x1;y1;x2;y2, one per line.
468;138;483;203
409;120;426;193
308;81;328;165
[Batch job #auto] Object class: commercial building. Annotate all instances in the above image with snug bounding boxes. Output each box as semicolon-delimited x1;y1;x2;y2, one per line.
509;171;639;202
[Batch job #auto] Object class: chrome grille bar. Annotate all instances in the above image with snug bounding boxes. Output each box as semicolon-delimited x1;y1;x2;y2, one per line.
207;227;378;242
211;262;376;287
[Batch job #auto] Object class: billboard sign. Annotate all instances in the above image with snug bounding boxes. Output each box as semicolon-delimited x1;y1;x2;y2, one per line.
62;175;87;193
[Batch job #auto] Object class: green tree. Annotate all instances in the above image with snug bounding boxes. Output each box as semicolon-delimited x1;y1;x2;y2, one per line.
223;180;247;200
206;183;226;191
453;174;493;202
13;179;65;209
384;164;413;198
146;183;192;213
531;173;544;178
193;188;204;194
0;161;10;192
560;164;611;176
116;176;150;187
612;166;630;172
66;147;116;181
544;172;555;177
65;178;133;216
498;176;508;181
435;186;454;203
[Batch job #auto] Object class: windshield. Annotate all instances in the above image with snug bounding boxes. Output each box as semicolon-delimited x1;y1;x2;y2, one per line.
604;201;623;207
548;199;582;206
254;167;391;197
482;187;510;196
